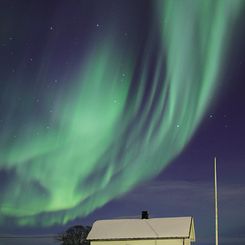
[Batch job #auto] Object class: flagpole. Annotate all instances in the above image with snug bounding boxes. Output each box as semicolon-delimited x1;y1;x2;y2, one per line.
214;157;218;245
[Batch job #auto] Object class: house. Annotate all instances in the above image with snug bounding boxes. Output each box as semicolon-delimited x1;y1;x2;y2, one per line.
87;212;195;245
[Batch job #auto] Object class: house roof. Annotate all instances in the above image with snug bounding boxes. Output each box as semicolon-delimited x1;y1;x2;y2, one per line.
87;216;195;241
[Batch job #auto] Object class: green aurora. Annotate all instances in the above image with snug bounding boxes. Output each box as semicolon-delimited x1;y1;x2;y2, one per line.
0;0;243;226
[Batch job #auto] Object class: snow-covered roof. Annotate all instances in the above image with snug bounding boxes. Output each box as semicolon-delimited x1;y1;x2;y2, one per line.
87;216;195;241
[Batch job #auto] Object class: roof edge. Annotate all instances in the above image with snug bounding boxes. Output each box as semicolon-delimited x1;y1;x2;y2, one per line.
88;236;190;241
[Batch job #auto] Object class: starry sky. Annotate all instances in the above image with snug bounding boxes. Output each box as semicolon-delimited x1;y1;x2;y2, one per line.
0;1;245;245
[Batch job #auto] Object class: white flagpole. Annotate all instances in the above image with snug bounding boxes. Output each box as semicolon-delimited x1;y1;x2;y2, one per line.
214;157;218;245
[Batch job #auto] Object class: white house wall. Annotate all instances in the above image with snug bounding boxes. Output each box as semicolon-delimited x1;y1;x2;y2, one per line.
184;239;190;245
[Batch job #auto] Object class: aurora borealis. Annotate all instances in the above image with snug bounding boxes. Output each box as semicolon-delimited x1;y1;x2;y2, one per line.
0;0;245;241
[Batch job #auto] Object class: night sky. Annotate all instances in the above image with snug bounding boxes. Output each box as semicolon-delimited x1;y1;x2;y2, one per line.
0;1;245;245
